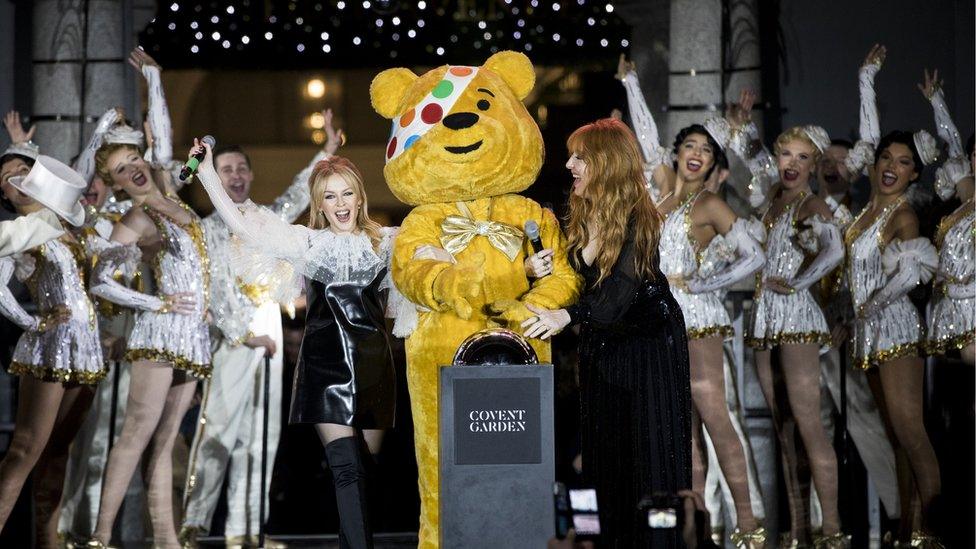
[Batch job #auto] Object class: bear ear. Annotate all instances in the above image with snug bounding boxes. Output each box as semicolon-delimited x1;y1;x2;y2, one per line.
483;51;535;100
370;68;418;119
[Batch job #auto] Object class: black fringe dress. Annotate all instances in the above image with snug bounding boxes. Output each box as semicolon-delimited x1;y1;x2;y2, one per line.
566;240;693;548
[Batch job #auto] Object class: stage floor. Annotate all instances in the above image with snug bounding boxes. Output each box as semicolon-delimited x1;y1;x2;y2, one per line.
196;532;419;548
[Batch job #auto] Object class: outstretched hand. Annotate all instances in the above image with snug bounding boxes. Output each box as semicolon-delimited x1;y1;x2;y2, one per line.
917;68;942;100
726;89;756;129
615;53;635;81
520;303;571;340
322;108;346;155
862;43;886;69
128;47;161;71
3;110;35;144
190;137;217;182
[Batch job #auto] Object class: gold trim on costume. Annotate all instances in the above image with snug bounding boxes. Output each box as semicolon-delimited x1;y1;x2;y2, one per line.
926;330;976;356
124;348;212;379
687;325;735;340
746;331;832;350
9;361;107;385
934;198;974;247
851;340;920;370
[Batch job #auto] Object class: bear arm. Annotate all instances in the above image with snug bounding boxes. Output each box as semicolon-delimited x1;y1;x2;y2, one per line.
391;213;454;312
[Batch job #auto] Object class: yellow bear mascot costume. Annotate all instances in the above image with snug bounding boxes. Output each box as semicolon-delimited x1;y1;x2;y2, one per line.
370;51;581;547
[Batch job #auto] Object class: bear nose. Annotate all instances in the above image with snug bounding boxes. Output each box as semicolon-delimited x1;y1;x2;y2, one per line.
442;112;479;130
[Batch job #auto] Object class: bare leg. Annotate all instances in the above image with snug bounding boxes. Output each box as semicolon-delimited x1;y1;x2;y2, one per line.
362;429;385;458
316;424;357;446
755;348;806;540
91;361;173;544
866;368;915;541
878;356;941;533
780;344;841;535
689;337;757;531
0;376;66;530
142;371;198;548
33;384;95;549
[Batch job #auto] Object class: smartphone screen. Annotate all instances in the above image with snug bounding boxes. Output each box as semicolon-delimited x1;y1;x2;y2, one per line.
568;488;600;536
554;484;601;538
646;507;677;529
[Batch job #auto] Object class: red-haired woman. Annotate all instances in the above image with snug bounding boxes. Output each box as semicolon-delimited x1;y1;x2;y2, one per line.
523;118;690;548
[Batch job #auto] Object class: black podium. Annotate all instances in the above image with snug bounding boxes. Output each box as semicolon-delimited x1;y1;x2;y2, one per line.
439;362;555;548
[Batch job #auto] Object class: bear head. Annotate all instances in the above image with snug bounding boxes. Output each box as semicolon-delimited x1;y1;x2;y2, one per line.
370;51;544;206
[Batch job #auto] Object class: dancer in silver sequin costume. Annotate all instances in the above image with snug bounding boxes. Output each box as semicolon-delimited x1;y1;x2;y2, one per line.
85;49;211;549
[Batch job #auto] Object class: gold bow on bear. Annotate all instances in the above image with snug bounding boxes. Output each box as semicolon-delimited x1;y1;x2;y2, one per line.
440;201;524;262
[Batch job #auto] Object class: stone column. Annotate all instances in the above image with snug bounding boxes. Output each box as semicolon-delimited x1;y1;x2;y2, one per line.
615;0;671;125
31;0;131;163
667;1;780;543
666;0;762;136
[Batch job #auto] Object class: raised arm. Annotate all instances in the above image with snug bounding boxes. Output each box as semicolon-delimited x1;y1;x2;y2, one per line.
130;49;173;167
270;109;344;222
858;45;884;146
195;141;262;242
74;108;123;184
3;110;36;146
726;89;776;207
194;140;311;267
616;56;669;172
919;69;964;159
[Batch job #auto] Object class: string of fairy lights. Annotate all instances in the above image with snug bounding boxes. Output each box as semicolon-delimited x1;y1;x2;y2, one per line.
140;0;631;68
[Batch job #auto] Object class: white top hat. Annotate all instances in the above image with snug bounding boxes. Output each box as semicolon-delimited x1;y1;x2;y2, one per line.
9;155;87;227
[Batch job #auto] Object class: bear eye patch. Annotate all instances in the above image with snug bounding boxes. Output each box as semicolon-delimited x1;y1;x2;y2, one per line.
477;99;490;111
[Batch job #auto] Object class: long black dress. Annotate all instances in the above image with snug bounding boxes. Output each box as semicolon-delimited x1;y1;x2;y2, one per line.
566;240;692;548
290;267;397;428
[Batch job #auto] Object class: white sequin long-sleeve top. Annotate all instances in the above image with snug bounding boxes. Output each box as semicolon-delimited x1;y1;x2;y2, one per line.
658;189;765;339
846;197;937;369
0;236;105;383
91;199;212;378
927;205;975;354
747;193;843;349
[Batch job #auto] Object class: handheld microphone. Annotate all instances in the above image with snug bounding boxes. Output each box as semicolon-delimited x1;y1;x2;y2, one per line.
179;135;216;181
524;220;544;254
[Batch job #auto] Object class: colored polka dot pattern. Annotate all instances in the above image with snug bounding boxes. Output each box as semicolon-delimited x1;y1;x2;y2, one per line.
432;80;454;99
385;65;479;163
421;103;443;124
399;108;415;127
